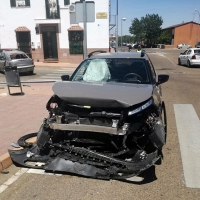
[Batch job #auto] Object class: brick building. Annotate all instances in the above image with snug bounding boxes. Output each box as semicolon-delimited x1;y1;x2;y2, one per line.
163;21;200;48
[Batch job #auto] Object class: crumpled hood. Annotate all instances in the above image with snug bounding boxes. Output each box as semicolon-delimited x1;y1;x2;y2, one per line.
52;81;153;108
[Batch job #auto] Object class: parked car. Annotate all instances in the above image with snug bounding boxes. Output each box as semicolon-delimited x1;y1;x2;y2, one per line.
132;44;146;49
9;51;169;180
195;42;200;48
177;43;192;49
178;48;200;67
0;50;34;74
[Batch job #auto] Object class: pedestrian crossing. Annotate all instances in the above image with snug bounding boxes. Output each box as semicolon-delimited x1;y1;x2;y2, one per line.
29;68;75;82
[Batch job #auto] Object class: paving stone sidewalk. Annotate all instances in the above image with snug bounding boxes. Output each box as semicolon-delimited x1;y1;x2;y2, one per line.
0;83;54;155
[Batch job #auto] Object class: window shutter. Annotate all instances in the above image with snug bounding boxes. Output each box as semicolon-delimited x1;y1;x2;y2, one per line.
64;0;70;5
10;0;16;7
45;0;50;18
57;0;60;18
25;0;30;6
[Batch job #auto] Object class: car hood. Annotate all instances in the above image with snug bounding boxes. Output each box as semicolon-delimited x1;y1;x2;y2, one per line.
52;81;153;108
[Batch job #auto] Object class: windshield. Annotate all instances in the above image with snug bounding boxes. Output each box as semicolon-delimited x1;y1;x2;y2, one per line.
9;53;28;60
71;58;150;84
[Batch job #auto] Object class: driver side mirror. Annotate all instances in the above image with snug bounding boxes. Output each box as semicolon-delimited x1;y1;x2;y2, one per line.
156;74;169;85
61;75;70;81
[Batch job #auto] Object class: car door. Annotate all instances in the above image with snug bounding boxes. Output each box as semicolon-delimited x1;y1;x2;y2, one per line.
186;49;192;62
180;50;188;65
0;52;6;71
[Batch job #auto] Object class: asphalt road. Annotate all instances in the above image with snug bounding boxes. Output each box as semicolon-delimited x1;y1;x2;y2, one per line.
1;48;200;200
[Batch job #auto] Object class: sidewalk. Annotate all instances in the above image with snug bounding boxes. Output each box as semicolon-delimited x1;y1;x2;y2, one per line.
0;82;54;171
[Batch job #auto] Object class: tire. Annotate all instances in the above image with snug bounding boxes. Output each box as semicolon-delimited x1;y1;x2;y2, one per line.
187;60;191;68
178;58;181;65
27;70;34;75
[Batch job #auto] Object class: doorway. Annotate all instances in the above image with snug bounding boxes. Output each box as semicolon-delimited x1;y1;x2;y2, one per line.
42;27;58;60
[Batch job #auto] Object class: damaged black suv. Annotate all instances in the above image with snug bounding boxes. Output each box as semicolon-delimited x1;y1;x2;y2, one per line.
9;51;169;180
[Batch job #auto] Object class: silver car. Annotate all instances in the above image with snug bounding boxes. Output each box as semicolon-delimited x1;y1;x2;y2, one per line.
0;50;34;74
178;48;200;67
177;43;192;49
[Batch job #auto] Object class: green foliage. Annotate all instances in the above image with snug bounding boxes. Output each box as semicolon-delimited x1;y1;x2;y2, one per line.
129;14;163;44
158;31;172;44
118;35;135;45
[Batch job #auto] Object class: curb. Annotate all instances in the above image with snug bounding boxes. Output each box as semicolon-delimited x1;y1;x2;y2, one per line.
0;137;37;172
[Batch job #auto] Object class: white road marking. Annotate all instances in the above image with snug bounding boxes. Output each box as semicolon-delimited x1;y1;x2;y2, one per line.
57;69;74;71
34;68;73;81
156;52;177;66
174;104;200;188
51;71;73;74
26;169;62;176
0;168;28;194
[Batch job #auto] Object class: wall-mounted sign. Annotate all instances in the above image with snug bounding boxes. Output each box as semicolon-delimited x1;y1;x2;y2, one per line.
96;12;107;19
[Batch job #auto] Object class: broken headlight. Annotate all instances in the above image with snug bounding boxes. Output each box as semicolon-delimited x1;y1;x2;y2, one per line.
128;98;153;116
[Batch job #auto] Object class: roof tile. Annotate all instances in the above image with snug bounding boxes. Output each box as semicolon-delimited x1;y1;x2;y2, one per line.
15;26;30;32
68;26;83;31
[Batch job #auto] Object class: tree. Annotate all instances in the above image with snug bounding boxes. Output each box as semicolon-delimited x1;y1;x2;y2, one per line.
158;31;172;44
129;14;163;45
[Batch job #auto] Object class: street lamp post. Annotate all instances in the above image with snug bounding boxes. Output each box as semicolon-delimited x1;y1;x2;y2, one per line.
195;9;200;44
121;18;126;47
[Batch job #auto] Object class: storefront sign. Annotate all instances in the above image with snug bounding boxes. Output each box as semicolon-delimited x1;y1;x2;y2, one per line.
96;12;107;19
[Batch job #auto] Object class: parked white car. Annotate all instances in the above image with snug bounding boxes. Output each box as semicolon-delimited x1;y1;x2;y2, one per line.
178;48;200;67
177;43;192;49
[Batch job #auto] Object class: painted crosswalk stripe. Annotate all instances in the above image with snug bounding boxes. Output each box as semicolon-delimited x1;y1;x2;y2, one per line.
174;104;200;188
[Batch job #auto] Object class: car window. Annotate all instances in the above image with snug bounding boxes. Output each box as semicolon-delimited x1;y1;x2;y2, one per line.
9;53;28;60
194;49;200;54
148;60;156;82
182;50;188;55
187;50;191;55
71;58;150;84
0;52;6;60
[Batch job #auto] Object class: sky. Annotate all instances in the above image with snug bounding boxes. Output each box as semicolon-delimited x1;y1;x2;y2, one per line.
110;0;200;36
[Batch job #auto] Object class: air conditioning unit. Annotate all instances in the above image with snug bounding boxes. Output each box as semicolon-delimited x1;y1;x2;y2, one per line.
69;4;75;12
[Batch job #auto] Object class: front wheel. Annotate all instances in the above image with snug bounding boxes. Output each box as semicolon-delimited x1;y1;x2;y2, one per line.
187;60;191;68
27;70;34;75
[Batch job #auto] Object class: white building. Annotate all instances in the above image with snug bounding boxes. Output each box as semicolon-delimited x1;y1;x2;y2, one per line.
0;0;110;63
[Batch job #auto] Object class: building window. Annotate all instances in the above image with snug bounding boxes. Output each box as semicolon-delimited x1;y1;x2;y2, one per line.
64;0;70;5
10;0;30;7
69;31;83;54
45;0;60;19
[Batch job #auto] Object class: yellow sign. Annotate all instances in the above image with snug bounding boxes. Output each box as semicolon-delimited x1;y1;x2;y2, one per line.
96;12;107;19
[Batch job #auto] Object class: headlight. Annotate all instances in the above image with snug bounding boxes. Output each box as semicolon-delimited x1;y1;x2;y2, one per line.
128;99;153;116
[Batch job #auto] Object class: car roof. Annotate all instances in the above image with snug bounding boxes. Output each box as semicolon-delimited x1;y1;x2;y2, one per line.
90;52;149;60
187;48;200;50
4;50;25;55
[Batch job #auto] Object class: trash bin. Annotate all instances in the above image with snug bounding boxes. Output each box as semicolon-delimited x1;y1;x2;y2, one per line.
4;66;23;95
161;44;165;49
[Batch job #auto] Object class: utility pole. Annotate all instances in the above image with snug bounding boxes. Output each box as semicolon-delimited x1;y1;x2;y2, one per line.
83;0;87;59
116;0;118;52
